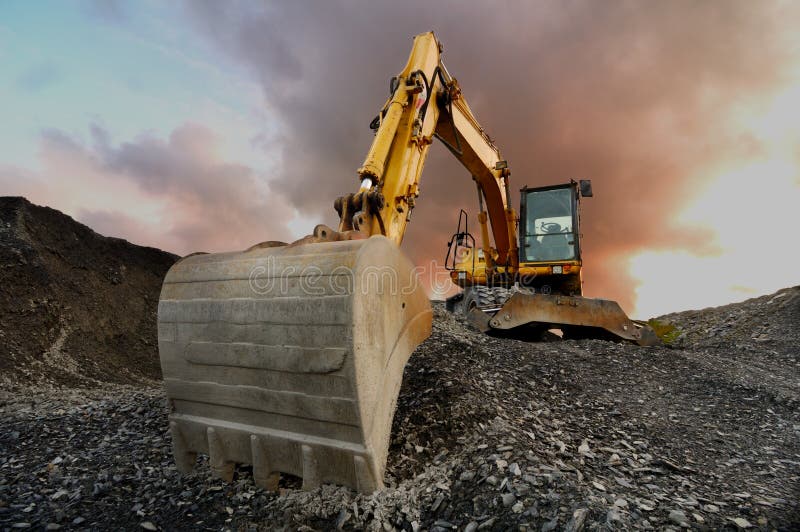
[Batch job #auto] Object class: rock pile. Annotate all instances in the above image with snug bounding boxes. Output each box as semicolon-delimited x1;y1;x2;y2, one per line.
2;292;798;530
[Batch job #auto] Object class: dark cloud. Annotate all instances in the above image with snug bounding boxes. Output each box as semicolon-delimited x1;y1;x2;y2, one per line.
185;0;798;311
187;2;303;82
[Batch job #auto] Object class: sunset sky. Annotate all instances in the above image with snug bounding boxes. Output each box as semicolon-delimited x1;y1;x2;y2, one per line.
2;1;799;318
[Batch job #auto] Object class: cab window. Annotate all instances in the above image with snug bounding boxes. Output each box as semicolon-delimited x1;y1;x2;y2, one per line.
523;188;575;262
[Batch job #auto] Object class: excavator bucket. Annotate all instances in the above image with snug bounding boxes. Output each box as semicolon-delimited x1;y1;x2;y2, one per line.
157;235;432;493
470;292;660;346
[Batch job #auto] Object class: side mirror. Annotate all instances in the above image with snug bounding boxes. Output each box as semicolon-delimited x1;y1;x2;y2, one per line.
579;179;593;197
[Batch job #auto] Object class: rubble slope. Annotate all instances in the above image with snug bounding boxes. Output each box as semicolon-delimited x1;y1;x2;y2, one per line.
0;197;177;385
1;291;798;530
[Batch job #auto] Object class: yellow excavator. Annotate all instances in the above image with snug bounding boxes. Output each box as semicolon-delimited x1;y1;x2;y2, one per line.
157;32;657;495
444;179;658;345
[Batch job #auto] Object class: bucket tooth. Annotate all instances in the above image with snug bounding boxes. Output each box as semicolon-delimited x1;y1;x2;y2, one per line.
354;455;380;493
169;421;196;474
207;427;234;482
158;236;432;492
301;445;320;491
250;435;280;491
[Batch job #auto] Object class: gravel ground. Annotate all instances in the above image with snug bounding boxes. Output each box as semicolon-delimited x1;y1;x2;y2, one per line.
1;289;798;531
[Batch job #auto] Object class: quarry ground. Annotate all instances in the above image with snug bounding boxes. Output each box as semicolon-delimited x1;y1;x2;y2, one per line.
1;288;798;531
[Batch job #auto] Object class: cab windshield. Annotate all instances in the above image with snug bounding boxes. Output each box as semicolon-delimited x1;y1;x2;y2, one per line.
522;188;575;262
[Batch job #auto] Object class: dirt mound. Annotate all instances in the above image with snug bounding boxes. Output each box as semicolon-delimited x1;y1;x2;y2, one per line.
0;197;177;386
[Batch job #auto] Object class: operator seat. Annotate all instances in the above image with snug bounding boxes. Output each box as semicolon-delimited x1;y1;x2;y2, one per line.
542;234;573;261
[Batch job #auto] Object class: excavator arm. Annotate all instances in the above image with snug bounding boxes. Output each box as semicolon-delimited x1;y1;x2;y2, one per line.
436;86;518;269
334;32;517;270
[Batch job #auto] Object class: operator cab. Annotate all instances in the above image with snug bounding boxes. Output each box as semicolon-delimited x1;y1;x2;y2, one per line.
520;180;590;264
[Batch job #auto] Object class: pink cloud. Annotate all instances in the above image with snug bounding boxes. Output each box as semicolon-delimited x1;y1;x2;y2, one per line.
1;123;295;255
